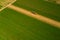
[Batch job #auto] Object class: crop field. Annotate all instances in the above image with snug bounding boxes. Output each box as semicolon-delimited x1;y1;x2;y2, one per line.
0;0;60;40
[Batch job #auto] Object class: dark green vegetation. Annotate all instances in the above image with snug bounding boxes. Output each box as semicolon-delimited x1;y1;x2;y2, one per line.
14;0;60;21
0;0;60;40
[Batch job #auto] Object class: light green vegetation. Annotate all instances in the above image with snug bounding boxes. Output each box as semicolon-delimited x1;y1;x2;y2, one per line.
0;0;15;11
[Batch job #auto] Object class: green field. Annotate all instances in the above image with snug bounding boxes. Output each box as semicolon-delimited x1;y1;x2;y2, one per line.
0;0;60;40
